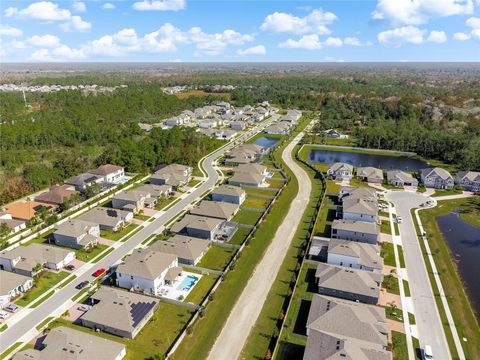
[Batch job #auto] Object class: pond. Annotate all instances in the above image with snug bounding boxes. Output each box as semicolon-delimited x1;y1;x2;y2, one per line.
309;149;428;171
436;211;480;320
254;136;280;149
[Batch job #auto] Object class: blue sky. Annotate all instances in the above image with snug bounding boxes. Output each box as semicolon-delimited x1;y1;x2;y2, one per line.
1;0;479;62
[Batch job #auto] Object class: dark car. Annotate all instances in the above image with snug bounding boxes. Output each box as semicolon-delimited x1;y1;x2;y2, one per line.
75;281;89;290
65;264;75;271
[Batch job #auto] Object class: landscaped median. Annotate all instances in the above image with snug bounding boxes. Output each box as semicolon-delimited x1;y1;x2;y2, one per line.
171;115;313;359
413;198;480;360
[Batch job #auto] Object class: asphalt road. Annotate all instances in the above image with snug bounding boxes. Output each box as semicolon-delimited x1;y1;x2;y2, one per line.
208;127;312;360
0;115;279;354
386;191;451;360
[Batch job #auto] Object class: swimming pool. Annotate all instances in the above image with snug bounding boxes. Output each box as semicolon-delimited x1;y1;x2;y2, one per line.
176;275;199;291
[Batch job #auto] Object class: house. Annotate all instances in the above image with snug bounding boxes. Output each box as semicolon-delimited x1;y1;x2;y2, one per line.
116;248;179;295
78;207;133;231
34;185;78;206
13;326;126;360
217;129;237;140
331;219;379;244
53;219;99;249
236;163;268;176
150;164;193;188
4;201;57;222
0;270;33;308
420;167;454;189
327;239;383;273
455;171;480;192
264;122;290;135
327;162;354;180
0;244;75;277
0;212;26;233
111;190;155;213
65;173;104;192
211;185;246;205
339;186;377;201
164;116;184;126
151;235;210;265
88;164;125;185
304;294;391;360
190;200;239;221
341;198;378;223
315;263;383;304
225;144;265;166
170;214;224;240
135;184;172;199
230;121;246;131
323;129;349;139
229;172;267;187
356;167;384;183
386;170;419;187
80;287;160;339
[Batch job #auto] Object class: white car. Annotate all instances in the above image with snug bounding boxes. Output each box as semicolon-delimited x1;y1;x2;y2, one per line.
424;345;433;359
396;216;403;224
0;311;9;319
78;304;92;312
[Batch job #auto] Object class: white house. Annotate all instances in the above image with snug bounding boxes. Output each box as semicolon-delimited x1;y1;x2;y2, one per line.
88;164;124;185
420;167;454;189
327;163;354;180
0;270;33;308
327;239;383;273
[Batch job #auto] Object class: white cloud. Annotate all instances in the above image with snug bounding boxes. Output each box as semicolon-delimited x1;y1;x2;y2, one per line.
4;2;91;33
133;0;186;11
102;3;115;9
453;32;471;40
466;17;480;29
237;45;266;55
428;30;447;43
378;26;425;46
189;27;254;55
59;15;91;32
279;34;323;50
29;48;54;61
28;34;61;47
261;8;336;35
472;28;480;39
324;37;343;47
344;37;362;46
72;1;86;13
372;0;474;25
0;25;23;37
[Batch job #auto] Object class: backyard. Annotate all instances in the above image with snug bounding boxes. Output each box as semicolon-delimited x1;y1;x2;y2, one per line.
232;209;263;226
100;223;139;241
196;245;236;271
16;271;69;307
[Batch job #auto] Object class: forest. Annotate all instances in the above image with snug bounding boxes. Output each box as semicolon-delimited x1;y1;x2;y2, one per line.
1;67;479;205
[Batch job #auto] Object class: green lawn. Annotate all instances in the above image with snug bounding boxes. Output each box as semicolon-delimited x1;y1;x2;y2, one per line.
381;220;392;234
75;244;109;262
100;223;139;241
432;188;463;197
379;210;390;217
16;271;69;307
242;196;271;209
196;246;236;271
416;198;480;359
184;274;219;305
155;196;178;210
394;221;400;236
242;186;277;197
349;177;374;188
383;274;400;295
403;279;411;297
381;242;396;267
397;245;406;268
232;209;263;226
409;312;416;325
392;331;409;360
229;227;251;245
267;179;286;189
384;305;405;323
312;194;337;237
134;213;151;221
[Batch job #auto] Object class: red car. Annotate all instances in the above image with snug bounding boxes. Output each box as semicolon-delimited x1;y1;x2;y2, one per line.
92;268;106;277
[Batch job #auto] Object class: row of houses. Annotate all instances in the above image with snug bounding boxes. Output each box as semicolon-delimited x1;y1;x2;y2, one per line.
304;185;391;359
327;161;480;191
263;109;302;135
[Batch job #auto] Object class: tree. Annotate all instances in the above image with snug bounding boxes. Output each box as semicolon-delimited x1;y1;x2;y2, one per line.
84;183;101;199
0;223;12;238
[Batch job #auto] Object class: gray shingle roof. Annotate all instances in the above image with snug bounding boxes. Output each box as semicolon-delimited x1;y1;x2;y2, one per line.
151;235;209;263
0;270;31;295
190;200;239;220
332;219;380;235
328;239;382;271
170;214;224;233
54;219;98;238
117;248;177;280
212;185;245;197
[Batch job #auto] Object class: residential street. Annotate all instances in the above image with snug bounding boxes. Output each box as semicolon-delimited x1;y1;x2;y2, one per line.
207;127;312;360
386;191;451;360
0;115;279;354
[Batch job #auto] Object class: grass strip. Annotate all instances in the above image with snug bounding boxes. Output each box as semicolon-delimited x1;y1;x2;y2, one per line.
397;245;406;268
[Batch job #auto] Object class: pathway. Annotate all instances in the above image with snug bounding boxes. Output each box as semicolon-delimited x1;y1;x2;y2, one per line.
207;129;312;360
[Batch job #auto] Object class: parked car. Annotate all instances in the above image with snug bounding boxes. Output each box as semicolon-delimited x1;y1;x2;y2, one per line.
65;264;75;271
396;216;403;224
424;345;434;359
92;268;106;277
0;311;9;319
78;304;92;311
5;303;18;313
75;280;89;290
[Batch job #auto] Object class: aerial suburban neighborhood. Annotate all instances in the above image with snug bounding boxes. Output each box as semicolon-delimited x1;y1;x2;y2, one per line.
0;3;479;359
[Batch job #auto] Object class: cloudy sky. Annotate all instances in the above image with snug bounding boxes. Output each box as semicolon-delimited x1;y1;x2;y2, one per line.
1;0;479;62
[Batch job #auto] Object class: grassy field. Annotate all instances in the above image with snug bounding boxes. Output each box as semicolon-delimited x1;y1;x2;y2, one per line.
416;198;480;359
381;242;396;267
100;223;139;241
232;209;263;226
134;213;151;221
397;245;406;268
313;194;337;237
349;177;374;188
184;274;219;305
196;245;236;271
241;149;323;359
383;274;400;295
172;116;311;360
242;196;271;209
381;220;392;234
155;196;178;210
228;227;251;245
75;244;109;262
246;132;283;144
16;271;69;307
173;89;230;100
242;186;277;197
392;331;409;360
432;188;463;197
403;279;411;297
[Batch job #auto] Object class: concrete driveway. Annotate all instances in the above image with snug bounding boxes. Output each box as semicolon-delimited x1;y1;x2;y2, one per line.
207;129;312;360
386;191;450;360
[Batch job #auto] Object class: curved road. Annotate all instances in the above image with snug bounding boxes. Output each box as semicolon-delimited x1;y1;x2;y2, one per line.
0;116;278;355
386;191;450;360
208;128;312;360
